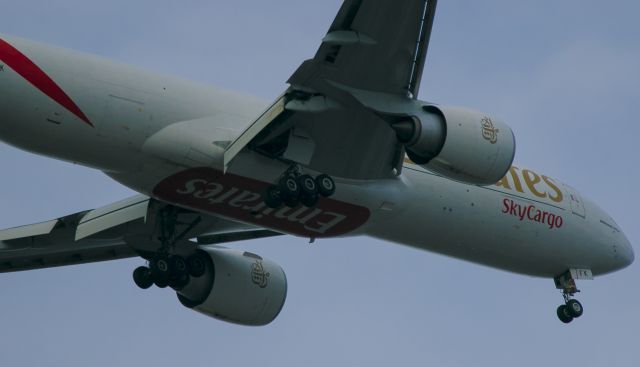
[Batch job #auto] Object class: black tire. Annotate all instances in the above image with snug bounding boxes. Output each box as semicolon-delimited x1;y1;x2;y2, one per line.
187;253;207;278
263;186;282;209
169;274;190;290
170;255;188;277
297;175;318;196
150;255;171;279
278;176;300;199
566;299;583;318
283;195;300;208
154;277;169;289
556;305;574;324
300;193;319;208
315;174;335;197
132;266;153;289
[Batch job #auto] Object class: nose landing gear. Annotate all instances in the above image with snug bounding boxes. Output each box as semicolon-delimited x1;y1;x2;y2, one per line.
554;270;588;324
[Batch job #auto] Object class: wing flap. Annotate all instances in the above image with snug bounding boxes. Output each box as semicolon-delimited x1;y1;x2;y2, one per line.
75;195;150;241
0;219;60;242
0;196;285;273
223;93;287;171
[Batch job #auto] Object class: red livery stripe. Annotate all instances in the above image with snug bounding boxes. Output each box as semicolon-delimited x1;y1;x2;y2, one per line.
0;38;93;127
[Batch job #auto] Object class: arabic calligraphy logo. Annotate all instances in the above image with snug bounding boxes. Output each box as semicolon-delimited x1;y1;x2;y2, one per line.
481;117;499;144
250;260;270;288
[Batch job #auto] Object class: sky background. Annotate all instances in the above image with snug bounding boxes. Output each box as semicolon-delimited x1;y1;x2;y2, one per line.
0;1;639;366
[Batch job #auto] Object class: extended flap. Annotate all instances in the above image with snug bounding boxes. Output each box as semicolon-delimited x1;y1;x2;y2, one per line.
0;219;59;242
223;93;287;171
75;196;150;241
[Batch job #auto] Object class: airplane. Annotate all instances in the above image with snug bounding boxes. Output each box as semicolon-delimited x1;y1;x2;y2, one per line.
0;0;633;326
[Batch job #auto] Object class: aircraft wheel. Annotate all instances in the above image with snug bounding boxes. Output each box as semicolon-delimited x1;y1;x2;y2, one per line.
150;255;171;278
263;186;282;208
170;255;188;277
133;266;153;289
556;305;574;324
566;299;583;318
316;174;335;197
187;253;207;278
169;274;190;290
279;176;300;199
297;175;318;196
154;277;169;288
282;196;300;208
300;193;319;208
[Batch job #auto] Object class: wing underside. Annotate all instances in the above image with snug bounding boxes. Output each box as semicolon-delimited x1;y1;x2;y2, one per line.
0;195;282;273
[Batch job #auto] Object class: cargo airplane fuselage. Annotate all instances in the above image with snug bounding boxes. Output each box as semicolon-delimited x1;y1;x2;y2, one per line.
0;34;633;323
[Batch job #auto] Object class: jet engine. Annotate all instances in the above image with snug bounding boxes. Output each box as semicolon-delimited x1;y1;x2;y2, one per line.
176;247;287;326
393;105;516;185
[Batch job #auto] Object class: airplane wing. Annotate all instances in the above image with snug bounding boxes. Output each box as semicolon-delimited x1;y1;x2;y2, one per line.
0;195;282;273
289;0;438;98
224;0;438;180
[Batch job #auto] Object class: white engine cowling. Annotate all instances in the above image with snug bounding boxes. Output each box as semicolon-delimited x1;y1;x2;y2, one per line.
396;105;516;185
176;247;287;326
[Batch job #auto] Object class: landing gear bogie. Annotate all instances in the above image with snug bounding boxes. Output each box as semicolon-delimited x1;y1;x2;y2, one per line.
133;252;209;290
132;206;209;291
262;166;335;209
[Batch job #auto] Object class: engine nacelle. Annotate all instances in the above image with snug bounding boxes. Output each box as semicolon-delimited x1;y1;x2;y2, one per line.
396;105;516;185
176;247;287;326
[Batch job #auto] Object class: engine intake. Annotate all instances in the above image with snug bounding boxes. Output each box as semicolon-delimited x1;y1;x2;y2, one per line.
395;105;516;185
176;247;287;326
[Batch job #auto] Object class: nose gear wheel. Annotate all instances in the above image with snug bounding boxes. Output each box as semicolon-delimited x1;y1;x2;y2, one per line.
553;270;585;324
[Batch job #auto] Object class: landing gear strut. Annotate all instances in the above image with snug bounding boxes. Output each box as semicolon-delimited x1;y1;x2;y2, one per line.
131;206;208;291
263;165;335;209
554;270;585;324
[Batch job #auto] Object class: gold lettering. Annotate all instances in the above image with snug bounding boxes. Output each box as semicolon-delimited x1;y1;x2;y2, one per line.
522;169;547;199
509;166;525;193
495;176;511;190
543;175;564;203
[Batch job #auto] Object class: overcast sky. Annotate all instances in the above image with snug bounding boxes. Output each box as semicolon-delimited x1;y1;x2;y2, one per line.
0;1;639;366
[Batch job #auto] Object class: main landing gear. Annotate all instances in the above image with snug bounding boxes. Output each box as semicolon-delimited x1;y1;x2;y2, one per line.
554;270;585;324
132;253;207;290
132;206;208;291
263;166;336;209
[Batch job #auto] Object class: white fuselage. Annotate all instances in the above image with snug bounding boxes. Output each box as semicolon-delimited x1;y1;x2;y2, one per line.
0;34;633;278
